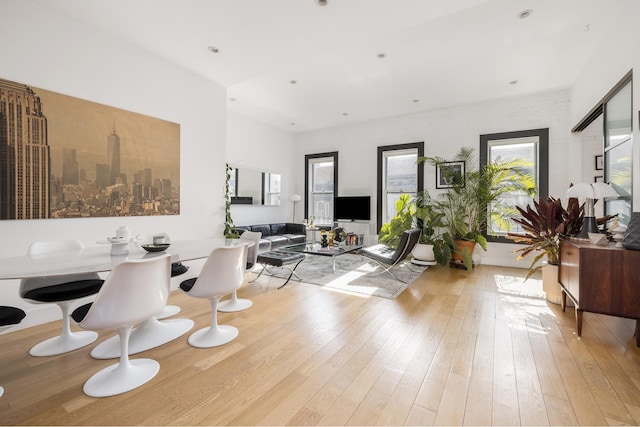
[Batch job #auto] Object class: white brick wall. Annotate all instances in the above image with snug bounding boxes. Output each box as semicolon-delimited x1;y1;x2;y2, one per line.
293;89;576;267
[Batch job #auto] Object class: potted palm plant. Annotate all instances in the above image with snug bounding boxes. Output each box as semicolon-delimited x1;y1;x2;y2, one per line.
420;147;533;270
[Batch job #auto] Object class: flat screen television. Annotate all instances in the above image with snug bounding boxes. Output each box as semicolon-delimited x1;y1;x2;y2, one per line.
333;196;371;221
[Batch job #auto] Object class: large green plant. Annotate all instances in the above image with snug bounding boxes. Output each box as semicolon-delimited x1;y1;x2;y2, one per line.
420;147;534;270
379;191;446;248
379;194;415;249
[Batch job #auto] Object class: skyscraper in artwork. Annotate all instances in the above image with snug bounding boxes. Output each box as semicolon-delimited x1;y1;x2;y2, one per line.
107;123;120;186
0;78;50;219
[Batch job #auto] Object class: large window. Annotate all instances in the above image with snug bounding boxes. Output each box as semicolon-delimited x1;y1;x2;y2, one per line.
305;152;338;225
377;142;424;231
604;78;632;224
573;71;632;225
480;129;548;241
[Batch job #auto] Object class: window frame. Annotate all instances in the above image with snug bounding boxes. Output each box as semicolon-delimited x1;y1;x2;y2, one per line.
480;128;549;243
304;151;338;223
376;142;424;232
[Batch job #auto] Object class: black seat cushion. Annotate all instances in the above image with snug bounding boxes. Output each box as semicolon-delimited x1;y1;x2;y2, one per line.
257;251;305;267
362;244;396;263
171;262;189;277
23;279;104;303
71;302;92;323
179;277;198;293
0;306;26;326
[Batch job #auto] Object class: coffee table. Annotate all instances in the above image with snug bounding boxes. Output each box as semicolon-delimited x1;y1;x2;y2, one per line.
283;241;363;273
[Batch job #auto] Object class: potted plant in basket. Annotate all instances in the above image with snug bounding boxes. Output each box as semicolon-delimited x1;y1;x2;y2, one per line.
506;193;615;303
420;147;534;270
505;195;582;303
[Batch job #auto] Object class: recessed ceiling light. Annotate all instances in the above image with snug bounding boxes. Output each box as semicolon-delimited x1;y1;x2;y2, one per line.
584;24;591;31
289;80;297;85
377;52;386;59
290;122;296;126
228;97;236;102
518;9;533;19
208;46;219;53
316;0;327;6
342;112;349;116
412;99;420;103
509;80;518;85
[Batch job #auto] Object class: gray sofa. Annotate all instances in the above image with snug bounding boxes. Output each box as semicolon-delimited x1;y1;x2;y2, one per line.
235;223;306;252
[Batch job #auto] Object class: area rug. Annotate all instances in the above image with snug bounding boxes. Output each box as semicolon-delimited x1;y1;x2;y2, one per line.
252;253;427;299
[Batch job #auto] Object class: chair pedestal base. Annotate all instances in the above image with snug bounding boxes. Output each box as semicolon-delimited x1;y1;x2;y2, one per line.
155;304;180;320
29;330;98;357
188;325;238;348
217;292;252;312
91;317;193;359
83;359;159;397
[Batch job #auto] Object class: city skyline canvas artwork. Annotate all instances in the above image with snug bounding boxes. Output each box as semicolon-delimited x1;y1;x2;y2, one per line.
0;78;180;219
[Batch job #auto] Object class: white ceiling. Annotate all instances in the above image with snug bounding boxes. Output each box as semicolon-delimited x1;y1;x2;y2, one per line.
34;0;625;133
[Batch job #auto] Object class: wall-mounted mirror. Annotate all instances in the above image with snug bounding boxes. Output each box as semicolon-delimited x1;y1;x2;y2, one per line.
229;167;281;206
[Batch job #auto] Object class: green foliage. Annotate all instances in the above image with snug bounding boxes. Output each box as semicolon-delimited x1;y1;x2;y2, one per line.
379;194;415;249
506;196;583;280
413;190;446;244
420;147;533;246
224;163;239;238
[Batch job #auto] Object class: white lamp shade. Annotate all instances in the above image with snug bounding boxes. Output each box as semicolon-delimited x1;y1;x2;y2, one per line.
592;182;618;198
290;194;301;202
565;182;618;200
565;183;594;200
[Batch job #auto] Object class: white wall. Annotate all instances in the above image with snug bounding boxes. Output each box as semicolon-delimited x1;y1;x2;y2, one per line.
293;89;574;267
0;1;227;328
227;112;296;226
570;0;640;206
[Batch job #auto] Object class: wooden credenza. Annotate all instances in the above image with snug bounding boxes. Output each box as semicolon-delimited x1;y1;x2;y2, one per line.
558;238;640;346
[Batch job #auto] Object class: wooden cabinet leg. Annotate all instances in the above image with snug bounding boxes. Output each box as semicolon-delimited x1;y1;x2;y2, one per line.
576;309;583;336
561;289;567;312
636;320;640;347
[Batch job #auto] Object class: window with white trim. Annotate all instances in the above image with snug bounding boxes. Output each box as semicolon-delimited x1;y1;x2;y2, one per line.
305;152;338;225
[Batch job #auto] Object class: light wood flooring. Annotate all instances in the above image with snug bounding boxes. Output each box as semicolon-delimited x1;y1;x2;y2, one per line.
2;263;640;425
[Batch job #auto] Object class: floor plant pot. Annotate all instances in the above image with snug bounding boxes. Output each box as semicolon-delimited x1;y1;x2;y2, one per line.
411;243;436;266
451;239;476;269
542;262;569;305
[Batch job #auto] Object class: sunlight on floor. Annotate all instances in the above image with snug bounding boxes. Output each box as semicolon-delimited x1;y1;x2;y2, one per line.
493;273;556;335
323;268;376;297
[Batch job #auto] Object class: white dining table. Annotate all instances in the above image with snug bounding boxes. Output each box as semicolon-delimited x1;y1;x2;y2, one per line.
0;239;231;280
0;238;247;359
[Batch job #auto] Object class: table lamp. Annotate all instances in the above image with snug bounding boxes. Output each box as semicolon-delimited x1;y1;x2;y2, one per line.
565;182;618;238
290;194;301;222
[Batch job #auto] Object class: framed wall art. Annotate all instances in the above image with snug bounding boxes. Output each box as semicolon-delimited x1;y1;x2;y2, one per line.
436;161;465;189
595;154;604;170
0;77;180;220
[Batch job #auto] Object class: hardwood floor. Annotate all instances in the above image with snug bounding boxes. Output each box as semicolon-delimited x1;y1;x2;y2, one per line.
2;263;640;425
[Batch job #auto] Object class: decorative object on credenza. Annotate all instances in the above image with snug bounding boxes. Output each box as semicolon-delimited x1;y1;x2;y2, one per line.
610;217;627;247
622;212;640;250
565;182;618;239
0;77;180;220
